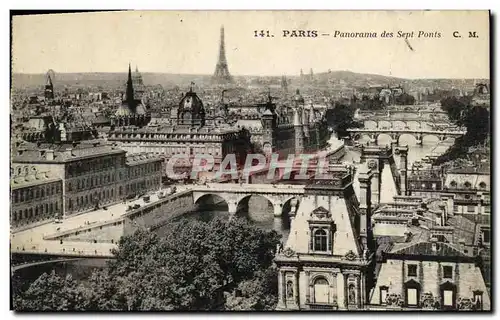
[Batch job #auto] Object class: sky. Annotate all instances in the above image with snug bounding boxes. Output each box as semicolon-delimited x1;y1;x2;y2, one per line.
11;10;490;79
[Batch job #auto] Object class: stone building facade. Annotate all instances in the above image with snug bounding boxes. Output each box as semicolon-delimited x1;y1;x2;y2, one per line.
10;170;63;228
11;140;163;218
370;239;490;311
275;165;375;310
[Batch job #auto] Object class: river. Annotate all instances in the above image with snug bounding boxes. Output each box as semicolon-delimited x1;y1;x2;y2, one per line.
14;135;454;287
176;134;455;245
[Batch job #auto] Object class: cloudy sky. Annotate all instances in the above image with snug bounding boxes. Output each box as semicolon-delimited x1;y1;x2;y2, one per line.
12;10;489;78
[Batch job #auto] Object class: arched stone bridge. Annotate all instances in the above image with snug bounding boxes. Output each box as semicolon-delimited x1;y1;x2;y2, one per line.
191;183;305;216
361;119;454;131
347;128;466;145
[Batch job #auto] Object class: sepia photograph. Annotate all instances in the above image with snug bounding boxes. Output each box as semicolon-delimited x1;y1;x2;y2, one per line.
9;10;491;312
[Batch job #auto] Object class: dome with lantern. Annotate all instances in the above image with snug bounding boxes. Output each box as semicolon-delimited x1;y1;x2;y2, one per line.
293;89;305;105
177;85;206;126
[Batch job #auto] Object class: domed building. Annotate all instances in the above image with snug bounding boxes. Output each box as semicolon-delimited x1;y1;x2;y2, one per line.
111;64;151;127
174;86;206;127
109;84;252;181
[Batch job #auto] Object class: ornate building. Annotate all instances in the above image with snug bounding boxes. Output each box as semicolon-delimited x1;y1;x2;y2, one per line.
408;169;490;215
109;86;251;180
112;64;151;127
11;140;162;218
275;165;375;310
261;90;329;157
370;236;490;310
10;169;63;229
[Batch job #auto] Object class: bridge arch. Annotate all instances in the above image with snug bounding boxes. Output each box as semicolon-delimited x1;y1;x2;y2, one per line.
406;121;421;130
364;120;378;129
420;122;433;131
281;196;300;216
194;193;230;212
376;133;392;145
378;120;391;129
393;120;406;129
398;133;418;146
422;134;440;145
236;194;279;219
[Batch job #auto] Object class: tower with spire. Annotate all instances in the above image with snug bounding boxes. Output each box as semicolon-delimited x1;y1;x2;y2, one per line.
125;63;135;108
44;74;54;100
213;25;233;84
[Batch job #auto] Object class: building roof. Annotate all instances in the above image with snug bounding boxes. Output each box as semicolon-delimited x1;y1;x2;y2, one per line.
12;141;125;163
11;171;61;189
112;124;240;135
390;241;467;257
444;172;490;190
126;152;163;165
446;215;477;246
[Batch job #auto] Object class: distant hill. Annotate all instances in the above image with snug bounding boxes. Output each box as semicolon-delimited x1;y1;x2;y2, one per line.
11;71;487;91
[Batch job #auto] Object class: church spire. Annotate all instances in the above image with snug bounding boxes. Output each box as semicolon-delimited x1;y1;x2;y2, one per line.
44;73;54;100
126;63;134;103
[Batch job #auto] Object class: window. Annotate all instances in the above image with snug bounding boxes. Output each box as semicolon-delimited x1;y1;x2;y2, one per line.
314;229;328;252
313;277;329;304
464;181;471;189
443;266;453;279
479;182;486;189
482;230;490;244
467;205;475;213
443;290;453;306
407;288;418;306
450;181;457;188
379;286;388;305
408;265;418;277
473;291;483;310
453;205;459;213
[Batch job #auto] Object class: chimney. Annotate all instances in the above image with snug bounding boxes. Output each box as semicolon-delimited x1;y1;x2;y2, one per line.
439;204;447;225
357;167;374;251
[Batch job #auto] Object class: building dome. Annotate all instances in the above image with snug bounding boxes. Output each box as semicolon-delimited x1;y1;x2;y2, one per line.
179;89;204;112
293;89;305;104
177;88;205;126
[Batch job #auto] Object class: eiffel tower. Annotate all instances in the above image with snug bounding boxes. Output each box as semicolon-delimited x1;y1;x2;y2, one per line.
213;25;233;84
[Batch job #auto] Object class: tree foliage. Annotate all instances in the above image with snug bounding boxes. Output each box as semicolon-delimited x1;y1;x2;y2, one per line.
435;96;490;164
13;271;88;311
325;103;361;137
13;217;281;311
224;265;279;311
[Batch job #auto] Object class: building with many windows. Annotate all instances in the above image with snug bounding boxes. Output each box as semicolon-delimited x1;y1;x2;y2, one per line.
10;169;63;228
369;235;490;311
275;165;375;310
11;140;163;218
109;84;252;180
408;169;490;216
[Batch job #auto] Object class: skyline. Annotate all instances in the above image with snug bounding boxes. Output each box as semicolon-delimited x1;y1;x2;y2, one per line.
12;11;489;79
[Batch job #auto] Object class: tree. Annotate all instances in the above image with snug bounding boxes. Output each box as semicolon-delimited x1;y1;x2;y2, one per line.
325;104;361;137
394;93;416;105
224;265;279;311
14;217;282;311
435;97;490;165
14;271;88;311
